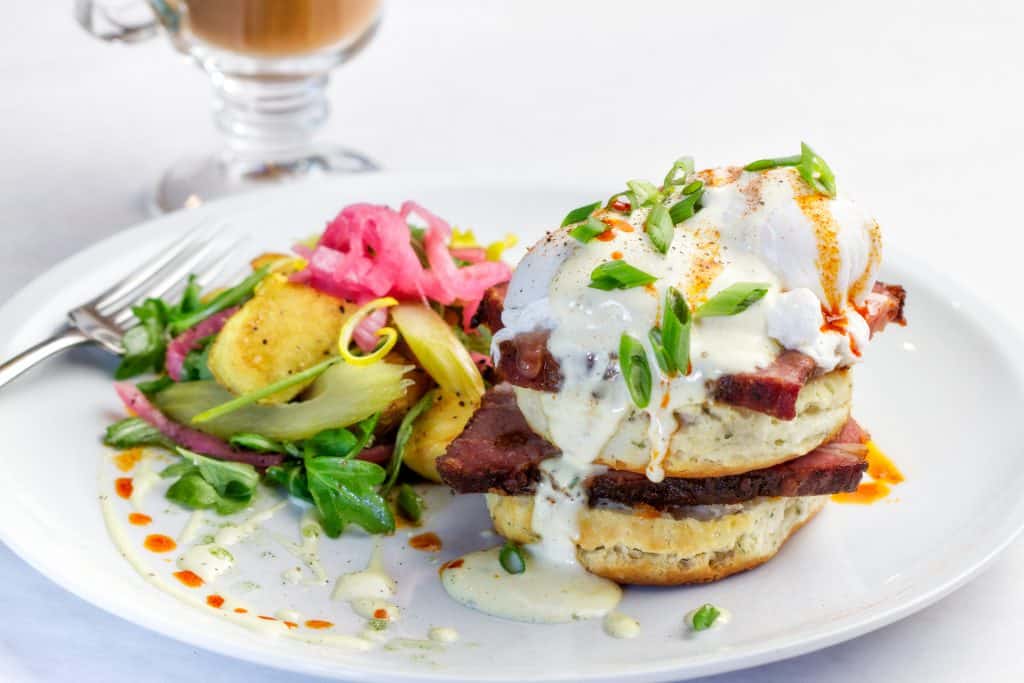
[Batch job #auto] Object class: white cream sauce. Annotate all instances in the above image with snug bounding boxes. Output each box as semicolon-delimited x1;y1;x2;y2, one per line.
603;611;641;639
427;626;459;643
177;501;287;584
100;496;375;650
332;543;400;626
441;546;621;624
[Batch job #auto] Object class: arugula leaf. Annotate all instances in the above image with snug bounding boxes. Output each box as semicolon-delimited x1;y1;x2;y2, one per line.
115;298;169;379
164;448;259;515
136;375;174;395
454;324;493;356
305;454;393;537
265;462;313;503
177;275;202;316
167;266;270;336
351;413;380;457
159;461;196;479
103;417;175;450
383;390;437;495
179;335;215;381
306;427;359;459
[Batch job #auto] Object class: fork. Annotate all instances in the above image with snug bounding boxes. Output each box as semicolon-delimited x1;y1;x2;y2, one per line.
0;225;241;390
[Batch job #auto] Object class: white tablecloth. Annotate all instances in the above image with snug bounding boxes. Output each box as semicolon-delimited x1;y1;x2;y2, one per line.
2;1;1023;681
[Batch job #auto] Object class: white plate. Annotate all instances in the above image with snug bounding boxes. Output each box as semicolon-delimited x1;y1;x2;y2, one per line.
2;173;1023;683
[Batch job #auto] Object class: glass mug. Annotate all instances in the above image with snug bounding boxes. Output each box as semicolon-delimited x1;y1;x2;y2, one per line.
75;0;381;212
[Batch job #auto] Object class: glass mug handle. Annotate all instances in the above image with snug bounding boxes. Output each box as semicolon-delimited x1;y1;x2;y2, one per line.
73;0;179;44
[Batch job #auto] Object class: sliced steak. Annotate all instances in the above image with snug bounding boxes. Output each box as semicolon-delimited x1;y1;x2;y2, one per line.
711;350;816;420
495;330;563;391
588;420;869;509
494;281;906;419
436;385;559;495
865;282;907;335
472;283;508;333
439;386;869;506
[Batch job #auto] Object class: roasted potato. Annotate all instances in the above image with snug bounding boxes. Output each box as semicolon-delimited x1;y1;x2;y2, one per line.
402;388;479;482
207;273;349;403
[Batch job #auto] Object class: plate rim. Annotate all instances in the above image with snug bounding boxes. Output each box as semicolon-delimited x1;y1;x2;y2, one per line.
2;172;1023;682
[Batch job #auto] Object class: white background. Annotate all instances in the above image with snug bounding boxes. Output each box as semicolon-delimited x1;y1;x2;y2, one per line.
2;1;1023;681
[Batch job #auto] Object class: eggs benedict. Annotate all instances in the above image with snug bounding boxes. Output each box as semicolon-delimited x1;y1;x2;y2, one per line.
439;146;906;587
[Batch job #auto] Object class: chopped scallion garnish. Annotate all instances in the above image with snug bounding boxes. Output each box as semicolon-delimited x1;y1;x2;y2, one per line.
645;203;675;254
619;333;653;408
661;287;691;374
626;179;660;207
696;282;769;318
690;603;721;631
588;261;658;291
668;188;704;225
662;156;695;188
396;483;424;523
681;179;703;195
570;216;608;243
499;541;527;574
744;142;836;198
560;201;602;227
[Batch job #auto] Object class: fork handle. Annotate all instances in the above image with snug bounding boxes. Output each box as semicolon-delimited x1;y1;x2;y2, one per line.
0;329;91;390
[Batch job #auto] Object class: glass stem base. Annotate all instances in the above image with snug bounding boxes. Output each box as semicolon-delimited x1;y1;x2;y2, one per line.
152;73;378;213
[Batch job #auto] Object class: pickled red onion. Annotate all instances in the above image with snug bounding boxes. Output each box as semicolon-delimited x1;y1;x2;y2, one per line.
165;307;238;381
293;202;511;329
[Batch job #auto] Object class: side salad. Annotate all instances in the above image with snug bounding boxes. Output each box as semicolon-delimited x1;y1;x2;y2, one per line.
105;201;514;537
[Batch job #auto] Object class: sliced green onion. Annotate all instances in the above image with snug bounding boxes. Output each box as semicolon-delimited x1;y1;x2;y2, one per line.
796;142;836;197
661;287;691;374
619;333;653;408
396;483;424;523
588;261;658;291
647;327;671;374
744;143;836;197
499;541;526;574
662;156;695;188
570;216;608;243
690;603;721;631
560;201;602;227
681;179;703;195
190;357;339;424
696;282;770;318
645;203;675;254
626;179;660;207
744;154;801;172
668;189;704;225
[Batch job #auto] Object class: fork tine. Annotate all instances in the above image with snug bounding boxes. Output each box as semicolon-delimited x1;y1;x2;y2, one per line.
91;223;212;311
98;231;222;317
111;237;247;327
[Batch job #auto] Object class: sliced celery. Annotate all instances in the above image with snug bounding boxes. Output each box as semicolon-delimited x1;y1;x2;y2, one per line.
390;304;485;402
154;361;413;441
